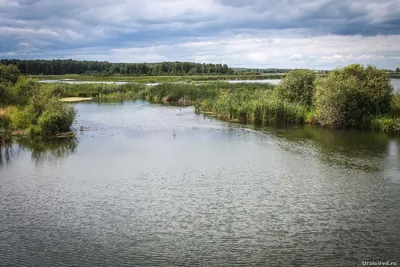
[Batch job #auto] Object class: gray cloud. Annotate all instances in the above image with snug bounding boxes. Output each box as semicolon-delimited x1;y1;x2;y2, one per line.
0;0;399;68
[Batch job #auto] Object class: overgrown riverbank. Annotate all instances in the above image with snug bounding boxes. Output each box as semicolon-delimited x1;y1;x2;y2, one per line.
0;64;76;142
2;63;400;142
42;64;400;134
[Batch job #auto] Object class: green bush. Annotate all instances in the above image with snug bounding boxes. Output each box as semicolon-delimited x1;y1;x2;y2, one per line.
370;117;400;134
8;106;31;130
11;77;42;105
314;64;393;128
391;94;400;117
36;98;76;135
15;97;76;135
0;64;20;84
276;69;316;107
4;80;77;135
0;82;13;106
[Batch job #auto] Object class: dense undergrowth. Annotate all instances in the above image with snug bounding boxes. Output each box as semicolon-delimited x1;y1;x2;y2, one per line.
51;65;399;134
0;64;76;141
2;63;400;141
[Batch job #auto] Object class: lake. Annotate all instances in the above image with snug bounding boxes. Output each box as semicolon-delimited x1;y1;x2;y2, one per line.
1;100;399;266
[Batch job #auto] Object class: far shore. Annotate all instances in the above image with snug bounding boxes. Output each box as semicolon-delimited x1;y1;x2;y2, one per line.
61;97;93;102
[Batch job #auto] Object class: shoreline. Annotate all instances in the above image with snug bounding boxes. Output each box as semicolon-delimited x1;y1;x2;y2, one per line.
60;97;93;102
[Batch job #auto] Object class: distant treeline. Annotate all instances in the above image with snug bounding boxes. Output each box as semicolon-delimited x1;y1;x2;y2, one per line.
0;59;234;76
234;68;292;74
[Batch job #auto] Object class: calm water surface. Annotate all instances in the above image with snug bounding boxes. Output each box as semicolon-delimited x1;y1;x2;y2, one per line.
1;100;399;266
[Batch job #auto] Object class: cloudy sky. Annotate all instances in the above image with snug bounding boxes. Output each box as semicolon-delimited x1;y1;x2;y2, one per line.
1;0;399;69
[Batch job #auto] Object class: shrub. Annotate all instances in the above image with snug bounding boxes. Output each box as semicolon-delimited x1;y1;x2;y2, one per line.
11;77;41;105
370;117;400;134
276;69;316;107
0;82;13;106
7;93;76;135
391;94;400;117
314;64;393;128
35;98;76;135
0;64;20;84
8;106;31;130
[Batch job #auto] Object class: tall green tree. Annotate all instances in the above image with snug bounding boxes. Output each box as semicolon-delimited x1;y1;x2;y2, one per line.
0;59;235;76
314;64;393;128
276;69;316;107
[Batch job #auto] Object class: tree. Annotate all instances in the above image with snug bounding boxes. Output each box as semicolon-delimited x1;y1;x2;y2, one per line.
11;77;42;105
276;69;316;107
314;64;393;128
396;67;400;73
0;64;20;84
0;59;235;76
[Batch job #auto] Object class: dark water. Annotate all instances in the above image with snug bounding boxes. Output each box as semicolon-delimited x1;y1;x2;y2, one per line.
1;100;399;267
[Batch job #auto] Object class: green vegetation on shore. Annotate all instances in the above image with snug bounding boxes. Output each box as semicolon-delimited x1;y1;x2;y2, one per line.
44;64;400;134
0;64;76;141
2;62;400;141
199;65;400;134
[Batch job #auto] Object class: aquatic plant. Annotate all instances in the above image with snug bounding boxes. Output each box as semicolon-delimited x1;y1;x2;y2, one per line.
201;88;307;125
0;114;12;143
276;69;316;107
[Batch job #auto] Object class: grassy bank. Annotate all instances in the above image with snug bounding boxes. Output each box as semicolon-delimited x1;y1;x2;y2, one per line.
38;65;400;134
44;81;275;100
2;63;400;139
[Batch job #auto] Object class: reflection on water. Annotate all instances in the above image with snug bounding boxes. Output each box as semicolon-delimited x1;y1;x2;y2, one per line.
261;125;399;172
0;137;78;168
18;137;78;165
0;100;399;266
0;144;13;168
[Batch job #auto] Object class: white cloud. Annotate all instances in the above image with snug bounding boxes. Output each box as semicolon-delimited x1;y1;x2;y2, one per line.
1;0;400;69
32;33;397;69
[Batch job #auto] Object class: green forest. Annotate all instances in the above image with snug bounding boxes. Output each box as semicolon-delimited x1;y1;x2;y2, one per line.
0;59;234;76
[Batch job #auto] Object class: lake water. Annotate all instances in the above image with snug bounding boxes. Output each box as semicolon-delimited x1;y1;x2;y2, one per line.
227;79;281;85
1;100;399;266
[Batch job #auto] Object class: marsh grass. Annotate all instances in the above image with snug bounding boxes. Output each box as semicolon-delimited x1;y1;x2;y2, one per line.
202;88;307;125
0;114;12;143
31;74;285;83
6;64;397;136
46;81;275;101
